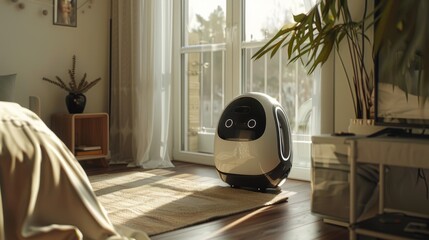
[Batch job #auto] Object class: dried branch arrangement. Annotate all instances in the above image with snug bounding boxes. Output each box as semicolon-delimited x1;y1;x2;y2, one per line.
42;55;101;94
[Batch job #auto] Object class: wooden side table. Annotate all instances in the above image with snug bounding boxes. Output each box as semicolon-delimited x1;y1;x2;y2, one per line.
51;113;109;166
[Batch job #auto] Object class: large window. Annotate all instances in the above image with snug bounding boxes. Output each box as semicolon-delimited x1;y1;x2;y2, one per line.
174;0;319;180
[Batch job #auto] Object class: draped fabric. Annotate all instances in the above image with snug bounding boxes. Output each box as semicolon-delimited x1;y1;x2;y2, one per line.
110;0;174;168
0;102;149;240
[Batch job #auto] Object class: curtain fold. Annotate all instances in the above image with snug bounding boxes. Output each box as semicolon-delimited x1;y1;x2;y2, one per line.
110;0;174;169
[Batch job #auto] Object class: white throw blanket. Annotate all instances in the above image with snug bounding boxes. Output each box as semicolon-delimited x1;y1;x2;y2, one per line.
0;102;149;240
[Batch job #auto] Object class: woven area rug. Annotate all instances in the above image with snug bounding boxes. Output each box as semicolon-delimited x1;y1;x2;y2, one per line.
89;170;293;236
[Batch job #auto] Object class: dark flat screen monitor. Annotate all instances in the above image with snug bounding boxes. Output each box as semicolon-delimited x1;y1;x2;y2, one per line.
374;7;428;129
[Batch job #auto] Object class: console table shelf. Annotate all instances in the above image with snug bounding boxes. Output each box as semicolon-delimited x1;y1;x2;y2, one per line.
354;213;429;240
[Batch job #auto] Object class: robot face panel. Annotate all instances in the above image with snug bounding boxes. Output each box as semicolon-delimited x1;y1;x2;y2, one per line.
215;92;292;189
217;97;266;141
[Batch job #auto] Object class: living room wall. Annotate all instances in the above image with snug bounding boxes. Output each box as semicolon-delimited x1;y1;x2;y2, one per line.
0;0;110;125
0;0;361;132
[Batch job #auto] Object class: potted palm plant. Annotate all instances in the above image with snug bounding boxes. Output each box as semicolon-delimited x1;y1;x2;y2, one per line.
252;0;428;133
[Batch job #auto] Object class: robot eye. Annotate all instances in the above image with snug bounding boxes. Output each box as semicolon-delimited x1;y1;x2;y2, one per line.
225;119;233;128
247;119;256;128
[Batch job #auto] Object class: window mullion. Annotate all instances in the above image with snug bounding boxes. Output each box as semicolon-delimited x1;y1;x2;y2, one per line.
210;50;214;127
264;55;267;93
279;50;282;103
250;48;253;92
230;0;241;98
224;0;234;103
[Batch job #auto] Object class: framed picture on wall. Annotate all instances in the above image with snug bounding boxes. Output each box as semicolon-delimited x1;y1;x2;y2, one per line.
53;0;77;27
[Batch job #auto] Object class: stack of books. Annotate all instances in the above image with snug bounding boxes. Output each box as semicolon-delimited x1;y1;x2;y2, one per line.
75;145;102;156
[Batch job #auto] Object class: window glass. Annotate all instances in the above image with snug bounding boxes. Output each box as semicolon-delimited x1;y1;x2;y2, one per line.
178;0;319;176
182;0;226;153
186;0;226;45
242;0;316;170
244;0;314;41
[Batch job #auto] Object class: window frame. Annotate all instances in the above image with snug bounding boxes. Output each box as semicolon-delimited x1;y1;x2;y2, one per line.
172;0;334;180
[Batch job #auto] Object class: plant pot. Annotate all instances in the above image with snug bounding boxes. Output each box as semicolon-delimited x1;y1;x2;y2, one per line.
348;119;384;136
65;93;86;114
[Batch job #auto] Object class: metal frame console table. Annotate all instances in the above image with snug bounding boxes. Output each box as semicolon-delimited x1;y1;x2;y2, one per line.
348;137;429;240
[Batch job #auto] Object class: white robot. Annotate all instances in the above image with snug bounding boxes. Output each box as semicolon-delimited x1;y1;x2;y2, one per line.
214;92;293;190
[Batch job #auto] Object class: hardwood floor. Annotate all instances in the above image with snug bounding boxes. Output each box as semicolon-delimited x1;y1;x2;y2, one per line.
82;160;349;240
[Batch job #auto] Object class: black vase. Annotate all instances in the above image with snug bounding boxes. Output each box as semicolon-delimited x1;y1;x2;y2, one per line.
65;93;86;114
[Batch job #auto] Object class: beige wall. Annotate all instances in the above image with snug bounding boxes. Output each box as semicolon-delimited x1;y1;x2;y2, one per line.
0;0;110;125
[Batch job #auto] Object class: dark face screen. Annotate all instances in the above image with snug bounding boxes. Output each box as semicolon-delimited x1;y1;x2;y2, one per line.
217;97;266;141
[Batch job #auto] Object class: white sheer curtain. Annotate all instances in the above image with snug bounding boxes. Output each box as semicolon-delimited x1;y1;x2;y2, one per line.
110;0;174;168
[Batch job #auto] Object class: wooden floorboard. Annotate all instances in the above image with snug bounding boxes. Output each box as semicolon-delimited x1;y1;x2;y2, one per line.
82;160;349;240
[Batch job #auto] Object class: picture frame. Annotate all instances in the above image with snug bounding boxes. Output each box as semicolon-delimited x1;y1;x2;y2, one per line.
53;0;77;27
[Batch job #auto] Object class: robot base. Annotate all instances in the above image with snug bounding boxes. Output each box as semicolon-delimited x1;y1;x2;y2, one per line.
217;162;291;191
